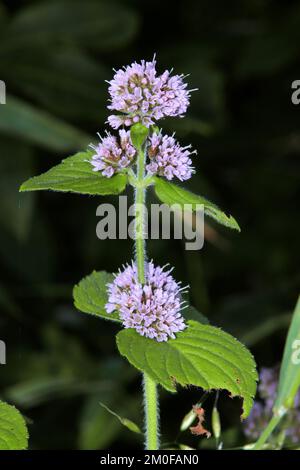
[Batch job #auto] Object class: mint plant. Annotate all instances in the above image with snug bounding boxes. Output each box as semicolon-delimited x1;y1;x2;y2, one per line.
20;57;257;450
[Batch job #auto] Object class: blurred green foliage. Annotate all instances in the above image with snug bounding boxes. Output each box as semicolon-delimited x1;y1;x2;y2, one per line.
0;0;299;449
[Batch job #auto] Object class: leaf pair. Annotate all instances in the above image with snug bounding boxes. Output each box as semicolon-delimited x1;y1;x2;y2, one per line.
20;150;240;231
73;270;257;419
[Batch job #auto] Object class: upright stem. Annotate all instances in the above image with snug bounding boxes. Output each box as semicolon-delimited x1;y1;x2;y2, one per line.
135;145;160;450
143;373;159;450
135;147;146;284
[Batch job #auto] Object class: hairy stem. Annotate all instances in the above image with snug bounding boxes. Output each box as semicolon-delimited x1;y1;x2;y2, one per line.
143;373;159;450
135;147;146;284
135;145;160;450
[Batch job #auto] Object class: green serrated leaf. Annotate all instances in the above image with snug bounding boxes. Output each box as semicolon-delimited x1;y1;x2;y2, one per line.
73;271;121;323
0;401;28;450
152;177;240;232
117;320;257;418
274;295;300;412
20;151;128;196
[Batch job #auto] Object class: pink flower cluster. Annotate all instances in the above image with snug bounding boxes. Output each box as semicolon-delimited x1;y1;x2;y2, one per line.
107;58;191;129
90;130;136;177
90;57;196;183
146;132;195;181
105;261;187;342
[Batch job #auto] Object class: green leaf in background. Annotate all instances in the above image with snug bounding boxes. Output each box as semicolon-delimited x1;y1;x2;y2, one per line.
0;96;91;152
99;402;142;434
117;320;257;418
20;151;128;196
2;50;110;124
274;296;300;412
6;377;83;409
78;394;121;450
153;177;240;231
0;138;34;241
73;271;121;323
78;390;140;449
5;0;139;52
0;401;28;450
241;313;292;347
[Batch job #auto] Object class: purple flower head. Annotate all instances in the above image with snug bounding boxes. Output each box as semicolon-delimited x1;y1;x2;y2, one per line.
258;366;279;409
285;409;300;444
105;261;187;342
90;129;136;178
107;57;192;129
146;132;196;181
243;366;300;445
243;402;271;441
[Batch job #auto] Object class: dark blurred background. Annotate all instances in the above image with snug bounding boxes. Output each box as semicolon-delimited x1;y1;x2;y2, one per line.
0;0;299;449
